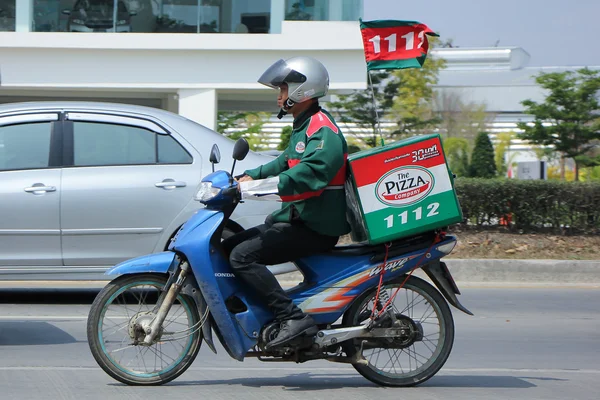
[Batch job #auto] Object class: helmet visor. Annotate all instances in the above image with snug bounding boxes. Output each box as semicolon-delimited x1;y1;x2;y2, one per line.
258;59;306;89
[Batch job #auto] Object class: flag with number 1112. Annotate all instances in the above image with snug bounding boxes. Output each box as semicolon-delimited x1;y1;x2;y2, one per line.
359;19;439;71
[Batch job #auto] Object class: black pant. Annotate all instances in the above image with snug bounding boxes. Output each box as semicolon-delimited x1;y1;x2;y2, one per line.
223;216;339;320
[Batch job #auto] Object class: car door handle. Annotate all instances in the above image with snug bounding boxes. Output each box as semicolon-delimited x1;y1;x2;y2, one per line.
155;179;187;189
24;184;57;194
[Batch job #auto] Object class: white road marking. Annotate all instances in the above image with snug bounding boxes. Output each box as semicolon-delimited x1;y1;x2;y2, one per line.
0;366;598;374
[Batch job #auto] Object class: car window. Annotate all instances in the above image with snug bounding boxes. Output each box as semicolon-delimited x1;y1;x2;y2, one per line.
158;134;193;164
74;122;155;166
73;122;192;166
0;122;52;171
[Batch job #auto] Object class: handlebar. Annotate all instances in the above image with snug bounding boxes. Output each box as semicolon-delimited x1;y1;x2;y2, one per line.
222;185;240;200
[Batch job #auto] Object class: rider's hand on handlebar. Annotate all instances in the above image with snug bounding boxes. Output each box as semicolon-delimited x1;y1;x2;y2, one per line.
237;175;254;183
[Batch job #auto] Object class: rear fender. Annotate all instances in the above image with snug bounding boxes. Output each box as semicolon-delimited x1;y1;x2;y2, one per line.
422;261;473;315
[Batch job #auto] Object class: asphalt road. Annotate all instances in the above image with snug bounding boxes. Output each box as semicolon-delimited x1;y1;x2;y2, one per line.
0;287;599;400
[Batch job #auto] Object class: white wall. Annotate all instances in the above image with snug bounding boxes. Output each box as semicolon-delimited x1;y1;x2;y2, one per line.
0;21;365;130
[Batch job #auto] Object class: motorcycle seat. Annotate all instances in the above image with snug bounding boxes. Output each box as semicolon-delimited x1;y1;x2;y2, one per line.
329;231;440;262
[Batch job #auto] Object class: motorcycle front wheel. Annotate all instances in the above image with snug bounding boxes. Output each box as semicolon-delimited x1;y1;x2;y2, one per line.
87;273;202;385
342;275;455;387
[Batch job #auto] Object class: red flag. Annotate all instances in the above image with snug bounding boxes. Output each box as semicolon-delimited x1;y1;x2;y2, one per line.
360;19;439;70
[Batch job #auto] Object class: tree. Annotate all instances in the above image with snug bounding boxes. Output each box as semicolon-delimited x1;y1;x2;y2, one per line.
390;48;446;137
434;90;493;145
517;68;600;181
328;70;399;147
469;132;497;178
217;111;248;134
494;131;518;177
442;137;469;177
278;126;293;150
329;40;446;147
217;111;271;151
347;143;362;154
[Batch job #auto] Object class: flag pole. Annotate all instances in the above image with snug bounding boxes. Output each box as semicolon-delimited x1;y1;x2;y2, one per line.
367;70;385;147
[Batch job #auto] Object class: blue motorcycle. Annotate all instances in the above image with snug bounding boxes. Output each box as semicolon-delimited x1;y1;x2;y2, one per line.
87;138;472;387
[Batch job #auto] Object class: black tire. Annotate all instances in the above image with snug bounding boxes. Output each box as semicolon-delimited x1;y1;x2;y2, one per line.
87;273;202;385
342;275;454;387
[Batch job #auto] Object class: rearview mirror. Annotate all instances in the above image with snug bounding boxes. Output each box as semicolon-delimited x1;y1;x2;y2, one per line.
209;144;221;172
232;138;249;161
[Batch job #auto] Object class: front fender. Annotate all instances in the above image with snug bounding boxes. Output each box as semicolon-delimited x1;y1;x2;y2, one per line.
106;251;219;355
106;251;178;276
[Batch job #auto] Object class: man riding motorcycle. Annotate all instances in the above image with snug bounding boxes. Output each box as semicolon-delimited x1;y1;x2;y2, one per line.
224;56;351;349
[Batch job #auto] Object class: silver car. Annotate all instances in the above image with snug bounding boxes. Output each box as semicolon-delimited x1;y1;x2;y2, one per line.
0;101;282;280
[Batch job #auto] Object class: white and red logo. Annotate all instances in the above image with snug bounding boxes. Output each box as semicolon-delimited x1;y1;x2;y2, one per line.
295;141;306;153
375;166;434;206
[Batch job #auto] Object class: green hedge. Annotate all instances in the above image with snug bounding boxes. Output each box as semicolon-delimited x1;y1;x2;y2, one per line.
453;178;600;234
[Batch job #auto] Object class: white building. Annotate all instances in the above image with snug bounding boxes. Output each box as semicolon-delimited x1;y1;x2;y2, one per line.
0;0;365;131
1;0;597;166
432;47;599;165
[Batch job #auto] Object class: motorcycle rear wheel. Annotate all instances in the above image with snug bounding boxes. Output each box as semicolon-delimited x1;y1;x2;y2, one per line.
342;275;454;387
87;273;202;385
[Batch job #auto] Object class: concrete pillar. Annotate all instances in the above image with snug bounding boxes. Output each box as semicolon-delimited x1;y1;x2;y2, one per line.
16;0;33;32
269;0;285;34
177;89;217;131
164;93;179;114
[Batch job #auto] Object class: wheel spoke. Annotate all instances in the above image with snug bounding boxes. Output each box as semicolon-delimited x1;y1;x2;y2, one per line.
399;295;428;315
140;347;149;372
109;344;137;354
368;347;385;364
136;287;152;315
390;349;404;374
352;281;450;383
164;305;187;328
92;277;199;382
147;344;178;365
381;349;395;372
405;347;421;369
422;337;439;353
419;306;437;323
103;322;128;337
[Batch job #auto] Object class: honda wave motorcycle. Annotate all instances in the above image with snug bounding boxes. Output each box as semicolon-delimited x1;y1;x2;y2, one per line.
87;138;472;387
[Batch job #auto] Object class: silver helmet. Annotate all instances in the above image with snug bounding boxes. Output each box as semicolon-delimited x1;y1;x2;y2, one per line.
258;56;329;117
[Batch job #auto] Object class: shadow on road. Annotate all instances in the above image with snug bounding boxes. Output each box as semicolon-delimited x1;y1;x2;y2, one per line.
0;289;100;305
0;321;78;345
425;374;548;388
156;372;544;390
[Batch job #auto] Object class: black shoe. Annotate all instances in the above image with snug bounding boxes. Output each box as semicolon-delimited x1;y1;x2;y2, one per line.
265;315;318;349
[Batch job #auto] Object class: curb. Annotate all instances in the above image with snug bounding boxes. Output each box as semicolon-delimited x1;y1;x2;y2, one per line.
442;259;600;284
275;259;600;285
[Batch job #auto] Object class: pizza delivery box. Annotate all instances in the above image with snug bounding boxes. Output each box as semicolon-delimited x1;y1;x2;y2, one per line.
345;133;463;245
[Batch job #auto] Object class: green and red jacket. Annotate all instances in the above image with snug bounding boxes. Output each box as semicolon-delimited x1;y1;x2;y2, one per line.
244;104;351;237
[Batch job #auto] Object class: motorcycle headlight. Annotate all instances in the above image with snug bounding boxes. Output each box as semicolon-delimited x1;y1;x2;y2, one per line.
117;19;128;25
72;19;85;25
194;182;220;202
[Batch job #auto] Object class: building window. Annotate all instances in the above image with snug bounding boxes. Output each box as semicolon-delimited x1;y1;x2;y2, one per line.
29;0;272;33
0;0;15;31
285;0;362;22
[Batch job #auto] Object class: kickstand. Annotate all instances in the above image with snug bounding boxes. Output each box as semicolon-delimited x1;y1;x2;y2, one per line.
350;340;368;366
